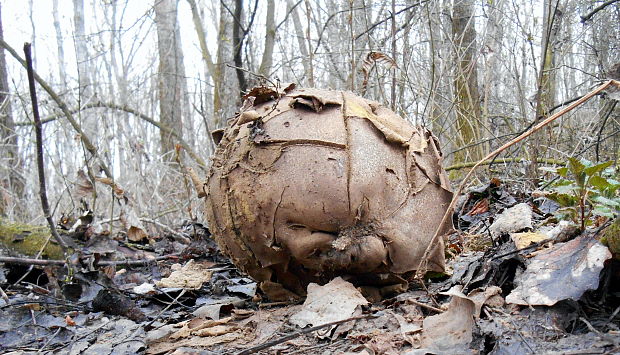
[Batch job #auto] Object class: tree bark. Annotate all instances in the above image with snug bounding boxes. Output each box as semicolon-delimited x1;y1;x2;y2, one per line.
154;0;186;158
73;0;93;99
187;0;224;131
52;0;67;86
258;0;275;77
0;4;24;216
452;0;484;164
232;0;247;95
527;0;563;183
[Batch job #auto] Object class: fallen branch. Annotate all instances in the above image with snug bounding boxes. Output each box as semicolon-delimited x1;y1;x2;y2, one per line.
24;43;69;253
416;79;620;279
445;157;565;171
235;313;377;355
0;253;180;266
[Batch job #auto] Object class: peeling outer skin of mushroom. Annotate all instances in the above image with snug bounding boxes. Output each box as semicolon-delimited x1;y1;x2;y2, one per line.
204;86;453;300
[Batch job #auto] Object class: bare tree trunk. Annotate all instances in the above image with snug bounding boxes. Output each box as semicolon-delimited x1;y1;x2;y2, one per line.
187;0;222;130
0;4;23;216
73;0;93;99
288;0;313;86
52;0;67;86
154;0;186;158
258;0;275;77
427;1;451;137
527;0;563;182
452;0;484;164
232;0;247;96
481;0;505;150
216;0;237;125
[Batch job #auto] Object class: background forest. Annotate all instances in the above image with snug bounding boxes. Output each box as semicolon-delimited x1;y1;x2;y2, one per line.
0;0;619;232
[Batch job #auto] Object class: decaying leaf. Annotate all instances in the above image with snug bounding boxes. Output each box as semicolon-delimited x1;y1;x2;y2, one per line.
155;260;214;290
290;277;368;336
510;232;548;249
74;170;95;197
204;87;453;299
489;203;533;237
361;51;397;94
417;285;503;352
147;316;245;355
419;286;475;352
506;235;611;306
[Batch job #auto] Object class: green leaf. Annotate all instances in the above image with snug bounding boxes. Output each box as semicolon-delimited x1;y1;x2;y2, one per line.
568;158;586;186
548;192;578;207
593;205;616;218
556;167;569;178
552;184;580;195
589;175;611;190
555;207;579;223
592;195;620;207
585;161;614;176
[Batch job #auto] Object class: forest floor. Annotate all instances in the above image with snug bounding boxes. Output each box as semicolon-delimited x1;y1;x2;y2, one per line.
0;179;619;354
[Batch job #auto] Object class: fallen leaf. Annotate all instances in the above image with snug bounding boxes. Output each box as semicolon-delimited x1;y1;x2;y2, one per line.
290;277;368;337
506;235;611;306
420;286;475;352
510;232;548;250
156;260;214;290
489;203;533;237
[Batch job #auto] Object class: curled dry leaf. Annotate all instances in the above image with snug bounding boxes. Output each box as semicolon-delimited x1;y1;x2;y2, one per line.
204;87;453;300
419;286;475;352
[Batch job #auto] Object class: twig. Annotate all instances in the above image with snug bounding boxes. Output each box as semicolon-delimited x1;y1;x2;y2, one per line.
0;286;9;304
38;327;62;353
226;63;276;87
446;157;565;171
23;43;69;253
580;0;620;23
415;80;620;279
119;289;187;349
406;298;444;313
140;217;191;243
490;237;554;260
235;314;377;355
0;253;180;266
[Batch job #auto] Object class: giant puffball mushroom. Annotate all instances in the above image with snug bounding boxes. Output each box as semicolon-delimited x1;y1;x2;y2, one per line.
203;85;453;301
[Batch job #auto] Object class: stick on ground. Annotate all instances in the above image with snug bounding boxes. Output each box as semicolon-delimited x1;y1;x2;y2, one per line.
23;43;69;253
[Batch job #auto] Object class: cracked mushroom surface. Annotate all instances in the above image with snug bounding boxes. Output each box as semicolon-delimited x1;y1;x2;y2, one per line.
204;86;453;300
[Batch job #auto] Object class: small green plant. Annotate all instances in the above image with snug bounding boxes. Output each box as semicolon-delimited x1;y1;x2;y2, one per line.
541;158;620;231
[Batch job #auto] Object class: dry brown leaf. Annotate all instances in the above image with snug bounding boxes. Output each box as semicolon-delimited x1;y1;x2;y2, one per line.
420;286;475;352
74;170;94;197
156;260;215;290
510;232;548;249
506;235;611;306
290;277;367;337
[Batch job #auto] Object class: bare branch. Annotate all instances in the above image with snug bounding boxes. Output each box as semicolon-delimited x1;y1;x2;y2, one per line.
0;38;113;178
23;43;69;253
580;0;620;23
